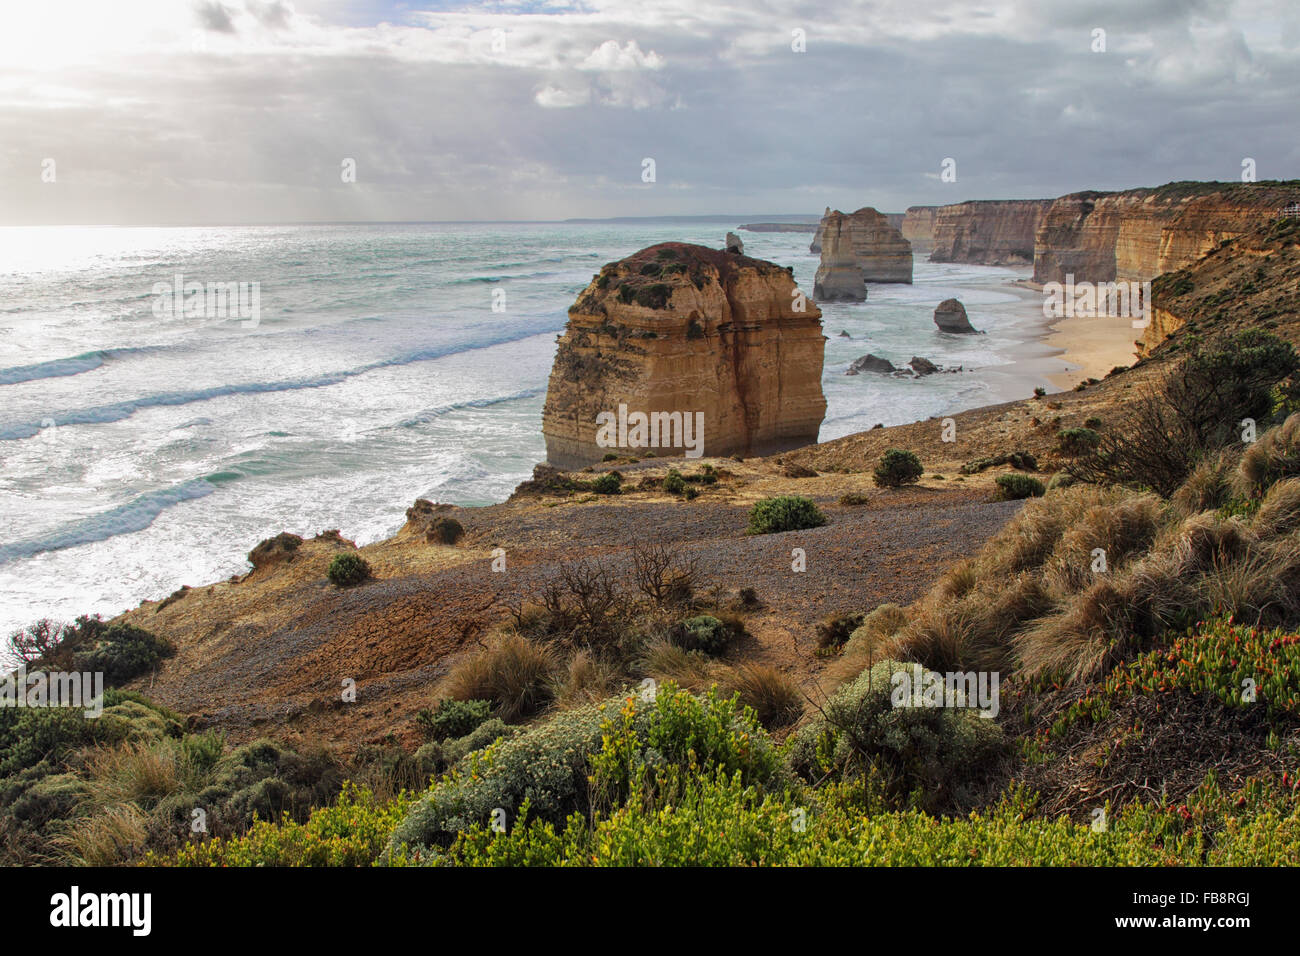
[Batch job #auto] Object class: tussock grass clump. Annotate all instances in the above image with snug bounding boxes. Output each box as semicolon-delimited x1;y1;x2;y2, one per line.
720;665;804;731
440;633;558;723
1234;412;1300;498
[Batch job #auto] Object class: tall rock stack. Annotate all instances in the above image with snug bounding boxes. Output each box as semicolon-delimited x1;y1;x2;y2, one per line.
813;207;913;296
809;206;831;253
541;243;827;469
813;212;867;301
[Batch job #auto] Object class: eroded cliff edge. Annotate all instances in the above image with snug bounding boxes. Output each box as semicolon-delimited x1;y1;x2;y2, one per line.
541;243;827;469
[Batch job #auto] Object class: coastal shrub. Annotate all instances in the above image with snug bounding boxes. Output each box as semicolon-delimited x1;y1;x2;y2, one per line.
602;453;619;462
1070;330;1299;496
1046;471;1077;491
6;614;106;670
167;784;412;868
1085;417;1103;429
872;449;923;488
439;633;557;723
1057;427;1101;456
669;615;733;656
662;469;687;496
74;624;175;685
843;604;910;660
416;699;492;741
588;686;784;810
634;283;672;309
426;517;464;545
1033;387;1047;398
589;472;622;495
995;474;1045;500
787;659;1003;811
746;495;827;534
640;639;719;691
839;491;870;506
960;451;1037;475
327;553;370;587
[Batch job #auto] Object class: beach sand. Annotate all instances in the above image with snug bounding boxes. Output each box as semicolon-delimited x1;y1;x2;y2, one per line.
1043;313;1145;390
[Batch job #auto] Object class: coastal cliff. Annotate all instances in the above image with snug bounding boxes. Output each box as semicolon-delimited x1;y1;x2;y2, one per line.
1033;181;1300;285
1138;215;1300;356
929;199;1051;266
541;243;827;468
901;205;938;249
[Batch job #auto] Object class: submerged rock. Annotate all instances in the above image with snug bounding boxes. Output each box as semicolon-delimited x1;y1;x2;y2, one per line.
908;356;940;375
846;353;897;375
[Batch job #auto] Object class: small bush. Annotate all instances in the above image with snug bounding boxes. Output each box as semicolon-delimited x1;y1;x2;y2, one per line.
327;553;370;587
873;449;923;488
787;659;1003;811
746;495;827;535
816;612;865;650
1057;427;1101;456
416;699;492;741
669;615;733;656
75;624;175;685
589;472;622;496
662;470;687;496
839;492;870;506
995;474;1045;500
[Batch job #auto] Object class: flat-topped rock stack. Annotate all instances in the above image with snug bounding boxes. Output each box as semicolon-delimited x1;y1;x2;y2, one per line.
813;207;913;300
541;242;827;469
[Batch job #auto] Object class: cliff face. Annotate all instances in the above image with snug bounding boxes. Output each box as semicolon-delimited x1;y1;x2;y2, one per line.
1033;182;1300;285
813;206;913;285
809;206;831;253
929;199;1051;266
542;243;827;468
901;206;938;247
1139;216;1300;357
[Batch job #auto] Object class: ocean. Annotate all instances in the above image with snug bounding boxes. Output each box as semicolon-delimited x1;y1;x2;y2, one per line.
0;220;1060;639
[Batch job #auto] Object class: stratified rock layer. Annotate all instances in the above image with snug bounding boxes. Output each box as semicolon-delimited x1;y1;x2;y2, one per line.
930;199;1051;266
901;206;939;251
1033;182;1300;285
814;207;913;284
814;212;866;301
542;243;827;468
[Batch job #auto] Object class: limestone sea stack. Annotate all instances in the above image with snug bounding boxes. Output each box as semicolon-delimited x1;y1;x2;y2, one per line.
809;206;831;253
813;211;867;301
814;207;913;291
933;298;978;333
541;243;827;468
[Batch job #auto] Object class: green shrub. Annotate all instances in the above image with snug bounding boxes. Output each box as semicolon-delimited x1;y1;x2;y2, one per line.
589;472;622;495
873;449;923;488
1084;417;1103;429
663;470;687;496
74;624;175;685
167;784;412;867
839;492;870;506
327;553;370;587
746;495;827;534
995;474;1045;500
816;612;865;650
787;659;1002;811
669;615;733;656
1057;427;1101;456
416;699;492;741
602;453;619;462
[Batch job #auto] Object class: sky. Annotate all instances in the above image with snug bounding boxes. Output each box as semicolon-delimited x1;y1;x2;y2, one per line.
0;0;1297;224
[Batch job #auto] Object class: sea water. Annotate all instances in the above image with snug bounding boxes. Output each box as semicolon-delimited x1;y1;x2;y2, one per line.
0;220;1059;636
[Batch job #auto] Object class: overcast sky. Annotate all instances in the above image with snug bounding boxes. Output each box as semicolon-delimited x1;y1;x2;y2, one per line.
1;0;1296;224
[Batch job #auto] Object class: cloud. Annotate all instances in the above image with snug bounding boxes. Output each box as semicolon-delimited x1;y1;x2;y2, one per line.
579;39;664;71
0;0;1295;223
